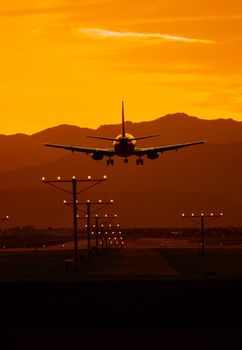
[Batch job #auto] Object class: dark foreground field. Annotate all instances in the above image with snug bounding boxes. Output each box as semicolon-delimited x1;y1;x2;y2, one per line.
1;246;242;349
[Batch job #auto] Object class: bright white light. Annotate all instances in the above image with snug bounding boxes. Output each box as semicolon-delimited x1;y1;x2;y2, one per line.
103;175;107;179
57;176;61;181
88;175;91;180
41;177;46;181
72;176;76;179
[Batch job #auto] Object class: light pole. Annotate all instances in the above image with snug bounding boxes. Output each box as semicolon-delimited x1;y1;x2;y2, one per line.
182;212;223;255
64;199;114;255
42;175;107;270
83;201;114;254
0;216;9;234
0;216;9;224
93;215;118;249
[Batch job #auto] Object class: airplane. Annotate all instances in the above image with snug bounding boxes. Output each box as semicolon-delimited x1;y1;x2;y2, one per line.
44;101;205;165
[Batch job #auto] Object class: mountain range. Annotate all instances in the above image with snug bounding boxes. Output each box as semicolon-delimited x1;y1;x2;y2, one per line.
0;113;242;229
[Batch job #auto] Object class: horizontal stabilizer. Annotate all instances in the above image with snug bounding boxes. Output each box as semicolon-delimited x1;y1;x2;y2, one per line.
129;135;160;141
86;136;117;141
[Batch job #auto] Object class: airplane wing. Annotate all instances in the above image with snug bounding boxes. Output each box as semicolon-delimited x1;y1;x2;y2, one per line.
134;140;205;155
44;143;115;156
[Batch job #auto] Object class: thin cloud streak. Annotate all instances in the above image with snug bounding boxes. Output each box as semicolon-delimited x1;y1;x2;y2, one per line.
76;28;215;44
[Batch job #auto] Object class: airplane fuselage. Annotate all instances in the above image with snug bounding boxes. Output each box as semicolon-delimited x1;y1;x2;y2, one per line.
113;134;136;157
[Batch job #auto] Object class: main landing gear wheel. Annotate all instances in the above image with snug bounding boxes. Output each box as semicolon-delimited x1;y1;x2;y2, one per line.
107;159;114;166
136;158;144;165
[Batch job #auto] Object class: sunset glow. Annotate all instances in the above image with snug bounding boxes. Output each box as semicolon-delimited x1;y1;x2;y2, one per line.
1;0;242;134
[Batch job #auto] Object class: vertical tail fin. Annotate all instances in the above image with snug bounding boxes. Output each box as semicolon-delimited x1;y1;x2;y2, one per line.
122;100;125;137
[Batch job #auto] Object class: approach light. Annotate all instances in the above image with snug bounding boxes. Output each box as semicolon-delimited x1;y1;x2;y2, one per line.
182;213;185;217
72;176;76;179
63;200;67;204
191;213;194;216
109;224;112;227
42;177;46;182
6;216;9;219
110;200;114;203
103;175;107;179
87;200;90;203
201;213;204;216
88;175;91;180
95;214;98;217
220;213;223;216
114;214;117;217
57;176;61;181
105;214;108;217
76;200;79;203
211;213;214;216
98;199;102;203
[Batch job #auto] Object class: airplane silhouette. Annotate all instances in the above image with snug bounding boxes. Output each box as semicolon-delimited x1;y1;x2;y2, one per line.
44;101;205;165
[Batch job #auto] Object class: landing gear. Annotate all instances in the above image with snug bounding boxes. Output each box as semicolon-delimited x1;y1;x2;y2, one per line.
136;158;144;165
107;158;114;166
124;158;128;164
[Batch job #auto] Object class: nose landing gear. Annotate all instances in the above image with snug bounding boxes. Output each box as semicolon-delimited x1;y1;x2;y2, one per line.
136;157;144;165
107;158;114;166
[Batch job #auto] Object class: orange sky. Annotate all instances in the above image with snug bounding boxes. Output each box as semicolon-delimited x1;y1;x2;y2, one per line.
1;0;242;134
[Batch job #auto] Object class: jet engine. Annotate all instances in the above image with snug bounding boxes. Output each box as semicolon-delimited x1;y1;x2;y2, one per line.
92;152;104;160
147;151;159;159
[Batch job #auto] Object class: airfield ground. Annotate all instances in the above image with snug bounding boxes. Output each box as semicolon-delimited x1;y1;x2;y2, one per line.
1;237;242;348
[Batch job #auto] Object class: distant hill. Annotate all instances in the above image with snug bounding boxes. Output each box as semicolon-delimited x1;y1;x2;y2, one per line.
0;113;241;228
0;113;242;172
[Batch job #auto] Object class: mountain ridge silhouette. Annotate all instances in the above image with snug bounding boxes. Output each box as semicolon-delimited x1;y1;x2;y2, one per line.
0;113;241;228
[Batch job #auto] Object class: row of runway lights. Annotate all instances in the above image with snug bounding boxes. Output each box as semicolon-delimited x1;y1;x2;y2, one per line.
42;175;107;181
